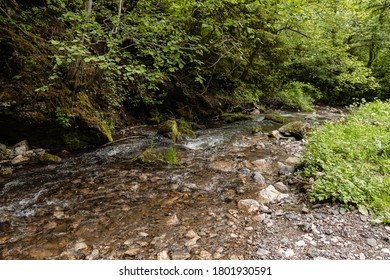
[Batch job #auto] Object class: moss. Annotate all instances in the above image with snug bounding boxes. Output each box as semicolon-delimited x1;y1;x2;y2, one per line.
39;152;62;163
177;118;196;138
264;114;287;124
158;119;181;143
221;112;254;123
63;132;88;150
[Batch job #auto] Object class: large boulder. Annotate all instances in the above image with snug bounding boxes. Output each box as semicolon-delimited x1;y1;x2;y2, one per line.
278;121;311;140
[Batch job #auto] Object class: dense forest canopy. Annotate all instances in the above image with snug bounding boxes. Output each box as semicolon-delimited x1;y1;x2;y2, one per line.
1;0;390;148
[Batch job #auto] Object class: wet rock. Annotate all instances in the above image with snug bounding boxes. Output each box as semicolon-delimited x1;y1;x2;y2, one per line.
166;214;180;226
367;238;377;247
237;199;260;214
11;155;29;165
211;160;235;172
157;250;170;260
274;182;289;193
39;153;62;163
258;185;289;204
278;121;311;140
0;166;13;177
13;140;29;156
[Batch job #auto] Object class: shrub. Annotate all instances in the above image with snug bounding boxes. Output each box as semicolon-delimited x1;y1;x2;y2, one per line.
302;100;390;222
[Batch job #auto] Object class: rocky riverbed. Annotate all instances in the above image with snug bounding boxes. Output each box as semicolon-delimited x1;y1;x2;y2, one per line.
1;106;389;260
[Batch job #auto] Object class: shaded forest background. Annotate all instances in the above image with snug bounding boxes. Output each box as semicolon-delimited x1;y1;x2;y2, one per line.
1;0;390;149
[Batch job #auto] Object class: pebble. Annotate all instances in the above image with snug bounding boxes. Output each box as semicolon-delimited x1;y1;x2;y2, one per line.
308;247;320;258
253;213;267;222
86;249;100;260
252;172;266;186
381;248;390;254
295;240;306;247
171;251;191;260
124;248;141;256
166;214;180;226
237;199;260;214
385;226;390;232
274;182;289;193
258;185;289;204
74;241;88;252
157;250;170;260
185;230;199;239
359;253;366;260
367;238;377;247
199;250;212;260
256;248;271;256
185;237;200;247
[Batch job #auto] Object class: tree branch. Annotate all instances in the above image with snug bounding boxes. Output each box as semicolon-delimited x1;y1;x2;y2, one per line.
275;26;311;39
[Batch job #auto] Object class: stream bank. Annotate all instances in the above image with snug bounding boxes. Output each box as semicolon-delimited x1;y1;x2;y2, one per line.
1;106;389;260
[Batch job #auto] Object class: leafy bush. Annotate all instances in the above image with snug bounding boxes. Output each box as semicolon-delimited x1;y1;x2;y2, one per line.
277;81;318;112
302;100;390;222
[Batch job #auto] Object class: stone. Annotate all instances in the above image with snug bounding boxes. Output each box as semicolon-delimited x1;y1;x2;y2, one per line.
253;213;267;222
166;214;180;225
139;232;149;237
252;172;266;186
359;253;366;260
157;250;170;260
381;248;390;254
295;240;306;247
258;185;289;204
278;121;311;140
367;238;377;247
237;199;260;214
308;247;320;258
285;157;301;166
270;130;282;140
185;236;200;247
314;257;329;260
256;248;271;256
171;251;191;260
11;155;29;165
279;249;294;258
385;226;390;232
185;230;199;239
274;182;289;193
74;241;88;252
211;160;235;172
278;164;295;176
12;140;29;156
87;249;100;260
199;250;212;260
124;248;141;257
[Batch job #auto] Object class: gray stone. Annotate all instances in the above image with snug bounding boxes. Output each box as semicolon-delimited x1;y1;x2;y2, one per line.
258;185;289;204
295;240;306;247
252;172;266;186
278;121;311;140
359;253;366;260
367;238;377;247
237;199;260;214
270;130;282;140
279;164;295;175
279;249;294;258
308;247;320;258
285;157;301;166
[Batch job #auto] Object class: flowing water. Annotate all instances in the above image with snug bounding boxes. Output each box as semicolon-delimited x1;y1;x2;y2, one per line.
0;107;345;259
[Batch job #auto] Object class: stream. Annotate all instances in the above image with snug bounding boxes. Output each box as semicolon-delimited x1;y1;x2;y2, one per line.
0;107;353;260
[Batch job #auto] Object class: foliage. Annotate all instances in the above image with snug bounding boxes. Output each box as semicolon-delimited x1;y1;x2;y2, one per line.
165;146;179;165
276;81;318;112
302;100;390;222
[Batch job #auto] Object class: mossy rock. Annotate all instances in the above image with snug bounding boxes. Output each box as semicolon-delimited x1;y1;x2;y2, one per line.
221;112;255;123
158;120;181;143
278;121;311;140
39;153;62;163
264;114;287;124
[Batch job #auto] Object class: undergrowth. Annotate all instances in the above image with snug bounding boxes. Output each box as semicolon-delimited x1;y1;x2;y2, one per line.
302;100;390;223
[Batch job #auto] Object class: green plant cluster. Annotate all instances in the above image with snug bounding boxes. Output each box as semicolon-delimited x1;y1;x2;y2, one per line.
302;100;390;222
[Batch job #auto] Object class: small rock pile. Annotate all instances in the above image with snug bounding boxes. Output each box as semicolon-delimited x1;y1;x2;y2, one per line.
0;140;61;177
